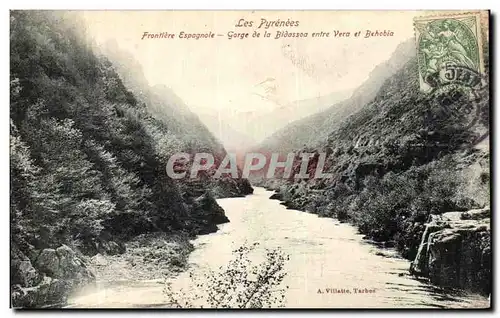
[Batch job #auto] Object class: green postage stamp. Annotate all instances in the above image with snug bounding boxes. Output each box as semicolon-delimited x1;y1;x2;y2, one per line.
414;12;486;92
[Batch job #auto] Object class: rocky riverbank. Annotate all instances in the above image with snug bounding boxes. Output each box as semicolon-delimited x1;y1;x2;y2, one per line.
265;181;491;296
10;189;241;308
257;142;491;297
11;245;95;308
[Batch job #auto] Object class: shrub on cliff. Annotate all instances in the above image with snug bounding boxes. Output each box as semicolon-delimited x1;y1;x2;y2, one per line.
338;153;487;257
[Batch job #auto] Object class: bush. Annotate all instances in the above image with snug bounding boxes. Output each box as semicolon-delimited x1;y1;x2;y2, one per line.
164;243;289;308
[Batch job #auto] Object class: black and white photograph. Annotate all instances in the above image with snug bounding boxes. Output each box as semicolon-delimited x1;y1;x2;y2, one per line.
9;9;492;309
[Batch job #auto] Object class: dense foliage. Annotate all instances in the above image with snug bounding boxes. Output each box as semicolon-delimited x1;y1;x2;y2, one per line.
10;11;251;307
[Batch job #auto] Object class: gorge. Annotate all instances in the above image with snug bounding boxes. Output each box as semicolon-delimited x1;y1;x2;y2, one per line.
10;10;491;309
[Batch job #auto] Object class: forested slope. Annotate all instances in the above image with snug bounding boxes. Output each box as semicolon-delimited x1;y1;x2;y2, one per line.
10;11;251;307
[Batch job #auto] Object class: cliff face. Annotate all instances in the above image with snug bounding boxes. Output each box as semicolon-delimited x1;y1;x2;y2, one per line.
410;208;491;294
10;11;252;308
259;39;490;294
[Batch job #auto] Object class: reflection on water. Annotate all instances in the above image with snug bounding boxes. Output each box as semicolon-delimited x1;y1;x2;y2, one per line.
68;187;489;309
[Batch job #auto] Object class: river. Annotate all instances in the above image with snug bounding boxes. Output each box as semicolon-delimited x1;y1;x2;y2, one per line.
68;187;489;309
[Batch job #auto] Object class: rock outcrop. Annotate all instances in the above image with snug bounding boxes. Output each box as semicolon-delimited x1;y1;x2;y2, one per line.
410;207;491;294
193;192;229;226
11;245;95;308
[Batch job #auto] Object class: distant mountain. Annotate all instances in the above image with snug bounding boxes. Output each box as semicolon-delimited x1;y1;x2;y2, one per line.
243;89;353;143
258;39;415;153
194;109;258;153
190;89;352;152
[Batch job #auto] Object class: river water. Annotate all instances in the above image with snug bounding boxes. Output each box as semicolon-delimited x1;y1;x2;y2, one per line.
68;187;489;309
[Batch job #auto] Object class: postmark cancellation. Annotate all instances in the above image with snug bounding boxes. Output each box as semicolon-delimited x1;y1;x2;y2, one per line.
414;12;486;93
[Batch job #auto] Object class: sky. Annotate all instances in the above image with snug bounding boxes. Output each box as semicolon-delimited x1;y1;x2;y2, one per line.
82;11;418;118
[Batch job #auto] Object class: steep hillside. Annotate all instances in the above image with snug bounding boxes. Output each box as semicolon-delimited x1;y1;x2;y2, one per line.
242;89;353;143
10;11;251;308
99;40;225;153
264;46;490;293
189;89;352;152
258;39;415;153
97;41;253;197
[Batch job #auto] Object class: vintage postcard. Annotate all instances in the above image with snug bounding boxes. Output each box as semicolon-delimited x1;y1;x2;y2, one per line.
10;10;491;309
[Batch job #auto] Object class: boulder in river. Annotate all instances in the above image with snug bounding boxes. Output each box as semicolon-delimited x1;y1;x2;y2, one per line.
269;192;282;200
181;192;230;235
